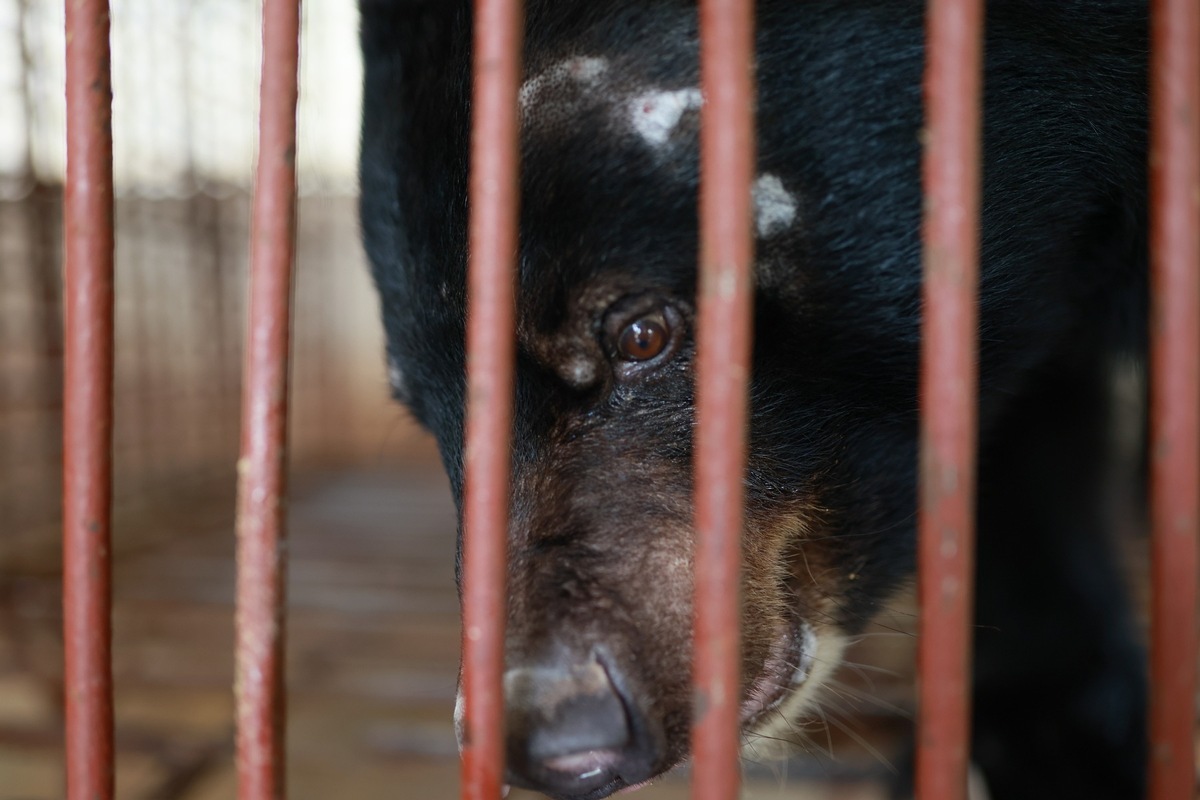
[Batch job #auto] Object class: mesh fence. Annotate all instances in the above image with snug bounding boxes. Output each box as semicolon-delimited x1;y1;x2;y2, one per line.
0;0;430;566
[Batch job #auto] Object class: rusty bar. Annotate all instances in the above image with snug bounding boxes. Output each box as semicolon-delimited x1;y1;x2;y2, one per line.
915;0;984;798
691;1;756;799
460;1;523;799
62;0;115;797
234;0;302;798
1147;0;1200;796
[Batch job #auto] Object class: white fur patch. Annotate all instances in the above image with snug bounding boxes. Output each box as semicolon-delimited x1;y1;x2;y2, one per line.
387;354;406;397
453;688;465;749
519;57;707;151
794;625;819;684
969;764;994;800
563;357;596;388
519;56;610;110
627;88;703;146
752;173;798;237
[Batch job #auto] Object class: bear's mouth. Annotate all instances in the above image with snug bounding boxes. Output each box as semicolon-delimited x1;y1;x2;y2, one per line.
740;621;818;729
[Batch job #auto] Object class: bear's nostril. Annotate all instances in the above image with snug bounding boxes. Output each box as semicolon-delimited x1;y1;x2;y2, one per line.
504;654;658;797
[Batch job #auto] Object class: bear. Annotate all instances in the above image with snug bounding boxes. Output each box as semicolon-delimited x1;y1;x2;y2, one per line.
357;1;1151;798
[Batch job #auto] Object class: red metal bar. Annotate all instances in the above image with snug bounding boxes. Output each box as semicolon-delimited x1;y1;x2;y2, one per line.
234;1;302;798
1147;0;1200;797
62;1;115;798
691;2;756;799
461;1;523;798
915;1;984;799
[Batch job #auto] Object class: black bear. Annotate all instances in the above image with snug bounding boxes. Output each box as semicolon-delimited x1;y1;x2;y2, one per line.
358;1;1150;798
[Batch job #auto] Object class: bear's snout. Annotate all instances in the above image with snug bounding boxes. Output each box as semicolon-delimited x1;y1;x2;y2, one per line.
503;650;663;799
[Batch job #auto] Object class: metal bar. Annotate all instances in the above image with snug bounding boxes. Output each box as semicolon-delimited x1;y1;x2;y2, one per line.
62;0;115;797
461;1;523;798
915;0;984;798
234;0;302;797
691;1;756;799
1147;0;1200;797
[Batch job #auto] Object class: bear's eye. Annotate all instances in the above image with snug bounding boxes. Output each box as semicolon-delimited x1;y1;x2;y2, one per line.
617;316;669;361
602;297;686;381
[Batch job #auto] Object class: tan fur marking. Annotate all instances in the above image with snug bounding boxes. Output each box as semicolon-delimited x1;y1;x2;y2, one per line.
742;628;848;760
736;500;854;762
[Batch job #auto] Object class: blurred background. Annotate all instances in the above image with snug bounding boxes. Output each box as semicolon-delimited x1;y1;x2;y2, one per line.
0;2;917;797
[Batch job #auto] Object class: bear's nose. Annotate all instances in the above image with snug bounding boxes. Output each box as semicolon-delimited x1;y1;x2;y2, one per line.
503;653;659;798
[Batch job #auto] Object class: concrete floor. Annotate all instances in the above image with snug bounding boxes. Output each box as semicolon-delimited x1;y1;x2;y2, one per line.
0;468;910;799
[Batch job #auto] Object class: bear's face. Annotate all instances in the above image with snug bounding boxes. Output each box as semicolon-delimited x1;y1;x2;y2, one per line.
363;3;926;798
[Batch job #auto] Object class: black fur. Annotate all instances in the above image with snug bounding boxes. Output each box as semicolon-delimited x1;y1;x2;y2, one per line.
359;2;1149;797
